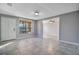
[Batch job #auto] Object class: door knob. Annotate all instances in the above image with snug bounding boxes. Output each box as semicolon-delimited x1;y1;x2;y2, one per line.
13;28;15;31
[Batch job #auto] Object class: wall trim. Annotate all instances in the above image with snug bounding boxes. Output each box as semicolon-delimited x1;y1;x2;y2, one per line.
59;40;79;46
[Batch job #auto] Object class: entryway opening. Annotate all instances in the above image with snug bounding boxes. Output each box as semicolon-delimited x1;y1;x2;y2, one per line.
43;17;59;40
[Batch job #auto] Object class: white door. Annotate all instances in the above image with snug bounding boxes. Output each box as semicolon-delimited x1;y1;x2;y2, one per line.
8;17;16;40
1;16;8;41
1;16;16;41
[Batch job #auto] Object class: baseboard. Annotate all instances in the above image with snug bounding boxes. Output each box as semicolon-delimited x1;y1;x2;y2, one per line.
59;40;79;46
0;42;14;49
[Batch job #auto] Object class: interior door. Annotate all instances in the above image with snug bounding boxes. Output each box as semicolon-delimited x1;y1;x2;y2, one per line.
1;16;17;41
8;17;16;40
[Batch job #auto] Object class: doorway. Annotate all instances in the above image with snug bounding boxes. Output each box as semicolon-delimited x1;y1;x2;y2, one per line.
43;17;59;40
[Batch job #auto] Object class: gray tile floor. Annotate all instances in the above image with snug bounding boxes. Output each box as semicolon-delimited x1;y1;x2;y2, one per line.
0;37;60;55
0;37;78;55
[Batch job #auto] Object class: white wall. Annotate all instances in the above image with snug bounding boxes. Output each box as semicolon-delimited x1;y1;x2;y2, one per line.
43;17;59;39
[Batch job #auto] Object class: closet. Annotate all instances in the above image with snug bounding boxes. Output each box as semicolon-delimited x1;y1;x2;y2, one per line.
0;15;17;41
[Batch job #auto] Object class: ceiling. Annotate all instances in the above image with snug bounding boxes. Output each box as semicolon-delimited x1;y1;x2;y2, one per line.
0;3;79;20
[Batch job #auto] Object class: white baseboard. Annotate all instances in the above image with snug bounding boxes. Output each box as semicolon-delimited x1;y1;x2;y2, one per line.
59;40;79;46
0;42;14;49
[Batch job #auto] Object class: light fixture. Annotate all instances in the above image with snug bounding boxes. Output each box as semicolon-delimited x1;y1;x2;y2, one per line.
34;9;40;16
34;12;39;16
49;19;55;23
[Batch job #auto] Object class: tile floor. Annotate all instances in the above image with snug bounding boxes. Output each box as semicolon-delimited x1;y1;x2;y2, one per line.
0;37;78;55
0;37;60;55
